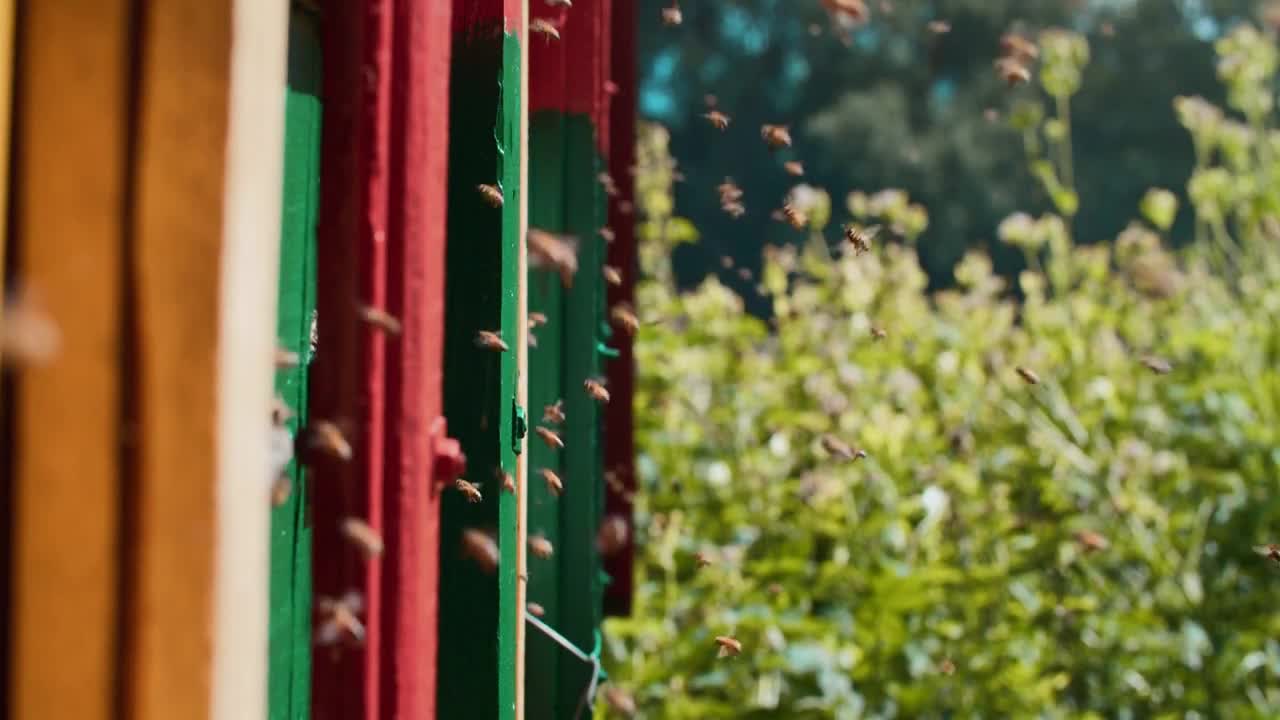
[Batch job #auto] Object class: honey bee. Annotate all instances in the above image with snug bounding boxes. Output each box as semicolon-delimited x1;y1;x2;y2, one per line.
783;160;805;176
602;265;623;286
462;528;499;574
760;124;792;150
1140;355;1172;374
357;304;402;335
596;516;629;556
271;394;293;426
718;179;743;202
455;478;483;503
720;256;734;268
1000;33;1039;61
543;399;566;424
271;475;293;507
498;469;516;494
535;426;565;450
703;110;730;130
715;636;743;658
475;330;509;352
530;18;561;40
695;551;713;568
528;311;548;329
529;534;554;558
308;420;353;461
871;326;888;340
820;434;866;461
527;602;546;617
844;223;881;255
477;183;504;207
315;591;366;646
540;468;564;496
598;226;616;243
721;201;745;218
584;378;611;403
778;203;807;230
341;518;384;559
544;0;572;6
598;172;619;196
1254;544;1280;562
822;0;868;23
602;685;638;716
1074;530;1109;552
1;289;60;366
983;107;1000;122
618;200;634;215
275;345;300;369
528;332;539;349
939;658;957;675
927;20;951;34
661;3;682;26
610;303;640;336
995;57;1031;86
528;228;579;288
1015;366;1041;385
603;80;619;95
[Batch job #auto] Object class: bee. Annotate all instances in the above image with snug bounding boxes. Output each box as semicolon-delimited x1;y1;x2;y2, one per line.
275;345;300;369
617;200;633;215
995;57;1031;86
1140;355;1172;374
357;304;402;335
1099;21;1115;37
610;303;640;336
1015;366;1041;385
455;478;483;503
544;0;571;6
308;420;353;461
498;469;517;494
477;183;504;207
527;602;546;617
540;468;564;496
603;80;619;95
822;0;868;22
783;160;805;177
528;227;579;288
1075;530;1109;552
939;658;957;675
704;93;719;108
715;636;743;658
721;201;745;218
584;378;611;403
475;330;509;352
528;311;548;329
760;124;792;150
462;528;499;574
703;110;730;130
527;332;538;349
602;685;637;716
661;3;682;26
1000;33;1039;61
597;516;629;556
779;203;807;230
529;534;554;558
543;399;566;424
844;224;881;255
598;172;619;196
820;434;866;461
341;518;384;559
718;179;743;202
927;20;951;34
983;107;1000;122
315;591;366;646
871;326;888;340
598;226;616;243
271;394;293;426
720;256;734;269
1;289;60;366
271;475;293;507
602;265;623;286
535;426;565;450
530;18;560;40
1254;544;1280;562
695;551;713;568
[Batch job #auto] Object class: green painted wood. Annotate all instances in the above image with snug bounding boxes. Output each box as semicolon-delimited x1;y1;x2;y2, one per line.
267;9;321;720
525;110;568;720
440;26;521;720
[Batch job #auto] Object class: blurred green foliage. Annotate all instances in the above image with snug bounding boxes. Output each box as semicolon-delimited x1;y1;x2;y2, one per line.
601;21;1280;719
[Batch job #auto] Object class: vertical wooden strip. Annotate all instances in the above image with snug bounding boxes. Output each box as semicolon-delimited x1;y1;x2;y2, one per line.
8;2;131;718
212;1;291;718
268;6;322;719
0;0;13;306
514;2;530;718
382;0;450;717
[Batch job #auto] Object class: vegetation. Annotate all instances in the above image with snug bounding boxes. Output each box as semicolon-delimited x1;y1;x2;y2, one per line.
601;21;1280;719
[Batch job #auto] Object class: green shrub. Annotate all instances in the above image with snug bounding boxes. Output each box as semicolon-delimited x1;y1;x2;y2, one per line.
601;24;1280;720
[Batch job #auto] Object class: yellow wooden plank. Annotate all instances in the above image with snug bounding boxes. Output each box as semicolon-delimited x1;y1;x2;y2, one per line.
8;2;131;719
515;1;530;719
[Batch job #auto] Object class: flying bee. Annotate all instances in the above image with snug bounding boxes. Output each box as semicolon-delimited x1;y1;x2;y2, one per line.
598;172;619;196
543;399;566;424
271;394;293;426
760;124;792;150
475;330;509;352
271;475;293;507
661;3;682;26
602;265;623;286
995;57;1031;86
597;516;629;556
462;528;499;574
1000;33;1039;61
695;551;714;568
783;160;805;177
357;304;402;335
528;311;548;329
939;658;957;675
703;110;730;130
820;434;866;461
1140;355;1172;374
1015;366;1041;385
540;468;564;496
527;602;546;617
497;468;516;494
779;203;807;230
528;228;580;288
275;345;300;369
1;289;60;366
844;223;881;255
477;183;503;207
598;226;616;243
530;18;561;40
871;326;888;340
544;0;571;6
308;420;353;461
721;201;745;218
927;20;951;34
529;534;554;558
315;591;366;647
584;378;611;403
1074;530;1109;552
535;426;565;450
341;518;384;559
1254;544;1280;563
610;303;640;336
455;478;483;503
715;636;743;658
718;179;743;202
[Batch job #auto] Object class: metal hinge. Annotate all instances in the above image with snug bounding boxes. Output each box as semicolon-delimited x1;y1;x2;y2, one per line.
512;400;527;455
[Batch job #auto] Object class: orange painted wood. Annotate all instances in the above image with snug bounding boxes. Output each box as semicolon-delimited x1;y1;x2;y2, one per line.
7;2;132;718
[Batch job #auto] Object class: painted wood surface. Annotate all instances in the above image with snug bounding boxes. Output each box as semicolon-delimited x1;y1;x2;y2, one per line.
440;2;524;717
268;6;322;719
0;0;13;316
8;2;132;717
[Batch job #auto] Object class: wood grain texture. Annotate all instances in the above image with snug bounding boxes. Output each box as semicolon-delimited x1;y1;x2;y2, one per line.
0;0;14;309
8;2;132;718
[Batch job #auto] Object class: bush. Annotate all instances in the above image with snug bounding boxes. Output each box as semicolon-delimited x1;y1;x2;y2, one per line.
601;24;1280;719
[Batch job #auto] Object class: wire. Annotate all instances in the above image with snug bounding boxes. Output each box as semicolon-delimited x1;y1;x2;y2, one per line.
525;614;608;719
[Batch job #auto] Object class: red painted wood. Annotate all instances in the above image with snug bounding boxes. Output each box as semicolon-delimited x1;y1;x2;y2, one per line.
451;0;521;39
602;0;636;617
382;0;452;717
529;0;611;150
311;0;393;718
